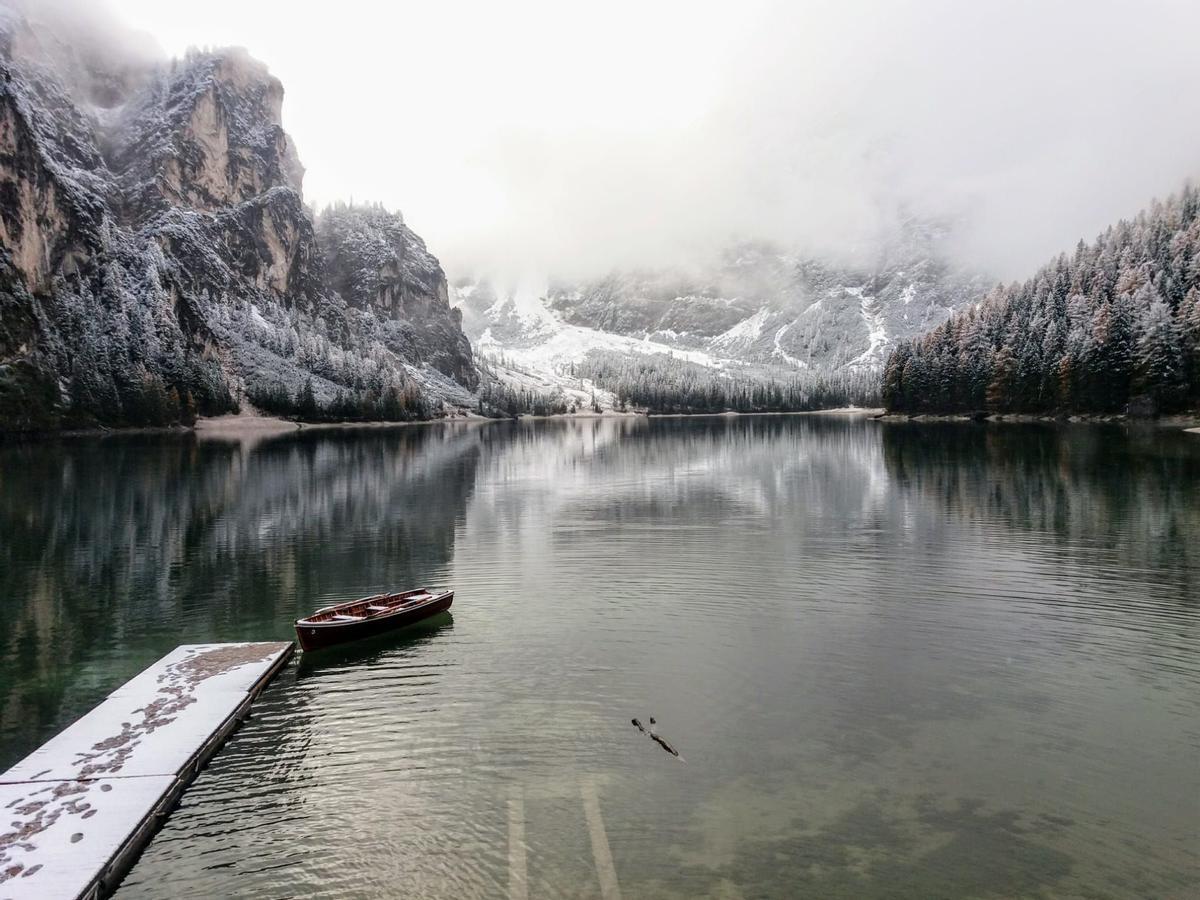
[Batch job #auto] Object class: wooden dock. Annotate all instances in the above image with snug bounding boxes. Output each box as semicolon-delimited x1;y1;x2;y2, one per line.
0;642;293;899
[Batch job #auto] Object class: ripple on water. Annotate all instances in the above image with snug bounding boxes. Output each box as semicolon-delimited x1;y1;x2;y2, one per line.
2;418;1193;899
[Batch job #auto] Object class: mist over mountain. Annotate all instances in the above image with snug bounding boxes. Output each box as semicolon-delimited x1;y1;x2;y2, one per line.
16;0;1183;287
455;217;990;391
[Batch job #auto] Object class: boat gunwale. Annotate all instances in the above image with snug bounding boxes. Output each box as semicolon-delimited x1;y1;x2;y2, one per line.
295;589;452;628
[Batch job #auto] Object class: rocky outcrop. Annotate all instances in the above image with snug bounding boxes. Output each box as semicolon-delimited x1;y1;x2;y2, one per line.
318;204;476;388
109;49;305;221
0;2;476;431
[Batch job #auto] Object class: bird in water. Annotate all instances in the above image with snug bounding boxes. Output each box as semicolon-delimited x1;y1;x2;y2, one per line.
631;716;684;761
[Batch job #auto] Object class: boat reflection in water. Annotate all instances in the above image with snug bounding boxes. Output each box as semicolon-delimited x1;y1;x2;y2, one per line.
296;611;455;677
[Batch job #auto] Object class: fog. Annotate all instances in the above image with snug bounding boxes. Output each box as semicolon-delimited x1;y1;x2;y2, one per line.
33;0;1200;279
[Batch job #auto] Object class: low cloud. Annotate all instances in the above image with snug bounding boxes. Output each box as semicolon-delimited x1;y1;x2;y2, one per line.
426;0;1200;280
33;0;1200;280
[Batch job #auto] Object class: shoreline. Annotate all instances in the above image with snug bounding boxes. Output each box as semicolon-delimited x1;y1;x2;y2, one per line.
5;406;1199;439
1;407;878;439
644;407;883;420
877;411;1200;429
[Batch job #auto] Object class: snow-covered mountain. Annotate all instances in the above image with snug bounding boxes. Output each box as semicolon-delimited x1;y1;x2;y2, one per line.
455;223;989;381
0;2;476;431
0;0;994;429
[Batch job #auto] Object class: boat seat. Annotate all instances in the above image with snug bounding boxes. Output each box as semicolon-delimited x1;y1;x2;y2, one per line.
366;605;389;613
333;613;363;621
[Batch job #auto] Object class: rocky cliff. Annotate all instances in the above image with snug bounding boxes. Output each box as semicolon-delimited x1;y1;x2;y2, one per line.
0;2;475;431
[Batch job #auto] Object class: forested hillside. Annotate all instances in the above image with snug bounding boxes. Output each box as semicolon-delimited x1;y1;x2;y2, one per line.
882;184;1200;415
575;351;880;415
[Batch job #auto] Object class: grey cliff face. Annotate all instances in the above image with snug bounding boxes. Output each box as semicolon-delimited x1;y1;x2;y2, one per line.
108;49;305;221
317;204;476;389
0;4;475;431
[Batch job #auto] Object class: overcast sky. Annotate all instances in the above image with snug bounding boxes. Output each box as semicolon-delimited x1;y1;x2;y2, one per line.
90;0;1200;278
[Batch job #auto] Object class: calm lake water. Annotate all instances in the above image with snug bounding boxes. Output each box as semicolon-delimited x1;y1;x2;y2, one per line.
1;416;1198;898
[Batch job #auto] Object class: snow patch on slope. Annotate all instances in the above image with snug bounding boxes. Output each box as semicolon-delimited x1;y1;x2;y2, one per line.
477;311;722;372
847;286;891;368
772;323;808;369
711;307;770;352
466;281;728;373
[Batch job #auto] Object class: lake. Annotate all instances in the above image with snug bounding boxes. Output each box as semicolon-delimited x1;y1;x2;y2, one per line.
1;415;1197;898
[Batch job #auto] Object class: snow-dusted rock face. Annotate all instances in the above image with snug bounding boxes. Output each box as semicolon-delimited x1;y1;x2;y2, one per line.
0;3;475;431
110;49;305;221
456;223;988;378
318;204;476;388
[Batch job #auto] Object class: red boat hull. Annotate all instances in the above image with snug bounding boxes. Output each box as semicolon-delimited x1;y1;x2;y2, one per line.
295;592;453;652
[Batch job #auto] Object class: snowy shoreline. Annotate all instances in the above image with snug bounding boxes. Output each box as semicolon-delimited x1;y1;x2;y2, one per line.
646;407;884;419
196;407;885;431
878;412;1200;429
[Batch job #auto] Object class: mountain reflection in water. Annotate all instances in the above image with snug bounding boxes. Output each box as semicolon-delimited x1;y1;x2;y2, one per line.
0;416;1196;898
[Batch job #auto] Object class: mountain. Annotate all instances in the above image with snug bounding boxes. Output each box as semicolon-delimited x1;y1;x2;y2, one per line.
454;220;989;386
882;184;1200;416
0;2;476;432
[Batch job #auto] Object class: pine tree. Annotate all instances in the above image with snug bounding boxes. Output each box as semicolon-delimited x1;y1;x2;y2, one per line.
1133;296;1186;411
297;378;319;420
1180;287;1200;394
881;344;909;410
167;387;183;424
986;346;1016;412
181;390;198;426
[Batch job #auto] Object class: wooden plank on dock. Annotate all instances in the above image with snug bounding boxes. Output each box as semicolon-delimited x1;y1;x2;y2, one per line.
0;642;292;899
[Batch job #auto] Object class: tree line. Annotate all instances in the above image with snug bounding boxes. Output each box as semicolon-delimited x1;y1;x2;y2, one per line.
575;351;881;414
247;377;435;423
473;355;573;417
883;184;1200;415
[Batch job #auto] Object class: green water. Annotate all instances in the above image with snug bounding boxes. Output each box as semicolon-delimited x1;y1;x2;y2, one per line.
1;416;1197;898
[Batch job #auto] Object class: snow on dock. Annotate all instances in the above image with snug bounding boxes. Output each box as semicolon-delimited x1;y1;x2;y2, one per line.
0;642;293;899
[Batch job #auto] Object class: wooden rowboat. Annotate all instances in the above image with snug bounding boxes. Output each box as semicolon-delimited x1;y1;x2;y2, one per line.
294;588;454;652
